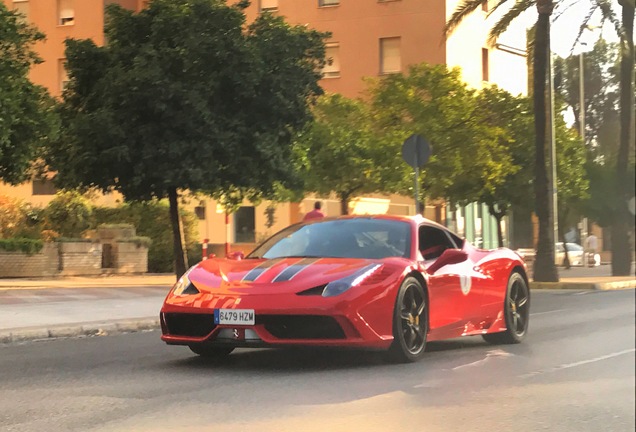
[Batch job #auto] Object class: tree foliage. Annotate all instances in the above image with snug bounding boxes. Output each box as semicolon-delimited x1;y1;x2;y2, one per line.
294;94;405;214
554;39;620;157
0;3;57;185
46;0;328;277
368;64;514;206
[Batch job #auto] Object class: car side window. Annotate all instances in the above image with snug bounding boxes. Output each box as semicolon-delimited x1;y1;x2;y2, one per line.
418;225;457;260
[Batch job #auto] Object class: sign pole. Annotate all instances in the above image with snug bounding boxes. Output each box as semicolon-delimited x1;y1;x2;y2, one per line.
414;166;419;214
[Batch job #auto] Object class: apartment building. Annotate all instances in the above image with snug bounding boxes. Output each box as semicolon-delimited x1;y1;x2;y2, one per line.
1;0;528;248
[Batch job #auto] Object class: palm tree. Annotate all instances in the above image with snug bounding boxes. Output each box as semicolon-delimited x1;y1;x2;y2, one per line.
445;0;559;282
612;0;634;276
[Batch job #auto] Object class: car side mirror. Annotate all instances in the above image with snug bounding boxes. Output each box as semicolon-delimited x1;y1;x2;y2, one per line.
228;251;244;260
426;249;468;274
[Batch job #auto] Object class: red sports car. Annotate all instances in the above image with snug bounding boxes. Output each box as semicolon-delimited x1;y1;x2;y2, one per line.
160;215;530;362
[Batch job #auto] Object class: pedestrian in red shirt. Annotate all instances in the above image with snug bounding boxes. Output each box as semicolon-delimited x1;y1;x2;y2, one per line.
303;201;325;221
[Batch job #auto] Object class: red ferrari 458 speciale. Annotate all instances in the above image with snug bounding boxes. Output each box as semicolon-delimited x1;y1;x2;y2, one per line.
160;215;530;362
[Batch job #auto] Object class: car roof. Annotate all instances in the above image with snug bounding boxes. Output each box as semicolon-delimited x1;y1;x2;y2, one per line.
303;214;447;229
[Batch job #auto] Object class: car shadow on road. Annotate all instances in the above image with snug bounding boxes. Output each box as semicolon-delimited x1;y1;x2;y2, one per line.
163;337;492;373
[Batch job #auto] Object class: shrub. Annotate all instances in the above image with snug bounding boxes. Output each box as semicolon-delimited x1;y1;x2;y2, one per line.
43;191;93;238
0;195;25;239
0;238;44;255
118;236;153;248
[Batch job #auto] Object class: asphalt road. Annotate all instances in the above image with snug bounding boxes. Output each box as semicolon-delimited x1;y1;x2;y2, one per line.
1;289;634;432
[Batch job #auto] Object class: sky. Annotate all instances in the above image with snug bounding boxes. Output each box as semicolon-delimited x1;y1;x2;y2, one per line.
504;0;622;57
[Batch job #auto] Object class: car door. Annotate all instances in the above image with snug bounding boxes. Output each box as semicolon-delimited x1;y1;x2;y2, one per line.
418;224;483;337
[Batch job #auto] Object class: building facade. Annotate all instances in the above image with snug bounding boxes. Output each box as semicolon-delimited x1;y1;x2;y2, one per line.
2;0;529;250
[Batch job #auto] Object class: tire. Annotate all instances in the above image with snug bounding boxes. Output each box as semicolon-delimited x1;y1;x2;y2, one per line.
189;345;234;358
387;277;428;363
483;272;530;345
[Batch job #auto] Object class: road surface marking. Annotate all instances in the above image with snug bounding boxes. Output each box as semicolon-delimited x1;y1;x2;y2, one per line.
520;348;636;378
530;309;566;316
452;349;513;370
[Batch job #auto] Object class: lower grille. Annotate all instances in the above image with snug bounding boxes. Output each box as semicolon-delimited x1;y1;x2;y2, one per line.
163;313;215;337
258;315;345;340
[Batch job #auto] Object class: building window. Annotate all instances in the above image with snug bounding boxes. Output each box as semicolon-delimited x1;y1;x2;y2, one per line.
32;179;58;195
482;48;489;81
260;0;278;11
380;37;401;75
234;206;256;243
319;0;340;7
59;59;69;93
12;0;30;21
58;0;74;26
323;43;340;78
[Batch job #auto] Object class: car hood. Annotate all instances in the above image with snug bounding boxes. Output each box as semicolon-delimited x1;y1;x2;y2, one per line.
187;257;383;295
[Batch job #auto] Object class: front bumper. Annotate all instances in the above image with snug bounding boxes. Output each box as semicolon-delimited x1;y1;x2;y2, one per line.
160;291;394;349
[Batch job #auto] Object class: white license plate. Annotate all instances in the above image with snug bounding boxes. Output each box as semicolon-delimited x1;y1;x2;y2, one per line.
214;309;255;325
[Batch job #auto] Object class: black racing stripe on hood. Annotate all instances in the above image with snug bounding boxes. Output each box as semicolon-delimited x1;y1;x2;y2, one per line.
242;258;283;282
272;258;320;282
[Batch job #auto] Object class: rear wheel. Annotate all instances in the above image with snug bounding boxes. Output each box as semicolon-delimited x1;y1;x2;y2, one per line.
188;345;234;358
483;272;529;344
388;277;427;363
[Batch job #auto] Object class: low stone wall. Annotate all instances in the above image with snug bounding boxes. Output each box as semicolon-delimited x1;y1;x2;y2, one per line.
0;243;58;278
112;241;148;274
58;242;103;276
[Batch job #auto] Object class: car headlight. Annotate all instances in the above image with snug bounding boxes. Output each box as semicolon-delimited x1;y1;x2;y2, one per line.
322;264;382;297
172;267;199;296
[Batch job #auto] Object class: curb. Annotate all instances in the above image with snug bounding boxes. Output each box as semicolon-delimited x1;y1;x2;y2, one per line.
0;317;160;345
530;280;636;290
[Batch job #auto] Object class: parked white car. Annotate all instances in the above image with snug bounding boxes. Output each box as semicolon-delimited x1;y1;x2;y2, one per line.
555;242;584;266
516;242;585;267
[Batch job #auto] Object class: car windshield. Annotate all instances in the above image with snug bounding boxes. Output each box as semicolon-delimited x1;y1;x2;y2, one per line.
248;218;412;260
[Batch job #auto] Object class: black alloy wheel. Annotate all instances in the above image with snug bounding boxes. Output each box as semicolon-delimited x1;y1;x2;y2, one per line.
388;277;428;362
483;272;530;344
189;344;234;358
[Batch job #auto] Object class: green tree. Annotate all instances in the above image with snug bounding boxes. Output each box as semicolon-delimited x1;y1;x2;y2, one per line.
554;39;620;154
0;3;57;185
43;191;93;238
46;0;327;278
472;86;534;247
295;94;405;215
368;64;512;209
554;113;589;268
471;86;588;251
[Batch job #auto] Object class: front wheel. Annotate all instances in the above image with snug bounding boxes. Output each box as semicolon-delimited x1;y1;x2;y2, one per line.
483;272;529;344
387;277;428;363
189;345;234;358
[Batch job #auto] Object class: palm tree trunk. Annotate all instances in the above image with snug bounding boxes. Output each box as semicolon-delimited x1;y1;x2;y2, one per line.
168;187;188;279
612;0;635;276
532;1;559;282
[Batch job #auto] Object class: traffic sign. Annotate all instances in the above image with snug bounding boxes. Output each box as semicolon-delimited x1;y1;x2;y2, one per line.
401;134;431;169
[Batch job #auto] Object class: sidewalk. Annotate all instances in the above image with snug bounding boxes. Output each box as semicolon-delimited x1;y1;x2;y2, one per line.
0;274;175;345
0;267;633;345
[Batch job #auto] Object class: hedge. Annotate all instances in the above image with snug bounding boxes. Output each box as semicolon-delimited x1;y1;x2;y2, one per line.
0;238;44;255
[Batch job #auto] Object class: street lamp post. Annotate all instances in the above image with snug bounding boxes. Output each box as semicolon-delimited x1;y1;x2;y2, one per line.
579;44;588;240
547;41;559;255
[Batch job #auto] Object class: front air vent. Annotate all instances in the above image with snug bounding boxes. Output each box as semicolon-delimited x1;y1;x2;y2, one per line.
163;313;215;337
258;315;345;339
296;284;327;296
